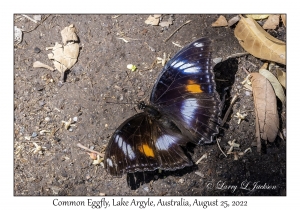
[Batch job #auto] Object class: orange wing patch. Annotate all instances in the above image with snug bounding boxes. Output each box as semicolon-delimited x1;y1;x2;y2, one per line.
186;80;203;93
138;144;155;158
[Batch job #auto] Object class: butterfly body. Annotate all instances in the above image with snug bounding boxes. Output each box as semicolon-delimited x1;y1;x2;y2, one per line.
104;38;221;176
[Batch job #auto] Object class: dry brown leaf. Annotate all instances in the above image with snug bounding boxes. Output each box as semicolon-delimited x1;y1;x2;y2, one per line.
145;15;160;26
61;24;78;45
212;15;228;27
259;68;286;104
281;14;286;27
234;16;286;65
251;73;279;152
159;16;173;28
47;25;79;77
276;68;286;88
246;15;269;20
33;61;54;71
263;15;280;29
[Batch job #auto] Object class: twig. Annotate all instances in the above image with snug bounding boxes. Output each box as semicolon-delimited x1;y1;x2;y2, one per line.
77;143;104;158
140;58;157;72
221;94;239;126
216;138;227;157
164;20;192;42
23;14;50;33
22;15;38;23
241;66;250;74
112;15;122;19
195;153;208;164
226;52;249;59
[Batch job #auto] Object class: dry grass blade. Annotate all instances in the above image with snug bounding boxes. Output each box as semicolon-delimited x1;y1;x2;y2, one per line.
250;73;279;152
234;16;286;65
259;69;286;104
276;69;286;88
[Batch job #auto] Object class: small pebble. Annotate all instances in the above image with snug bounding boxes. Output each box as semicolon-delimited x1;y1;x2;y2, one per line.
53;137;61;142
86;174;91;180
137;91;145;96
245;91;252;96
68;128;73;132
143;186;149;192
105;124;108;128
178;178;185;184
39;101;45;106
35;83;44;91
119;94;124;101
33;15;41;21
34;47;41;53
90;146;95;150
236;85;242;89
45;117;50;122
213;57;223;64
31;132;38;138
73;116;78;122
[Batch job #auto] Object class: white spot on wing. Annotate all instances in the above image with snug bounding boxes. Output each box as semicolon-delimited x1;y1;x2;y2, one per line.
155;134;177;150
180;98;198;126
106;158;113;167
115;134;136;160
194;42;204;47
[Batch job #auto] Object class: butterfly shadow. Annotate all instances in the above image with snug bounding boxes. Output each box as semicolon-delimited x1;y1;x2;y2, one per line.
213;57;239;131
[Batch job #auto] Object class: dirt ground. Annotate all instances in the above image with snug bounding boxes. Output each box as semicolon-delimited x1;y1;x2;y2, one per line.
14;14;286;196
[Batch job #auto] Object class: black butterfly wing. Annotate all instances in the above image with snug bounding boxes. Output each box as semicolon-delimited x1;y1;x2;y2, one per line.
104;113;192;176
150;38;221;145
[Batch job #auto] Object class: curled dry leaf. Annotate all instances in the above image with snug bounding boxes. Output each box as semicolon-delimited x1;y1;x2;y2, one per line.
234;16;286;65
259;68;286;104
246;15;269;20
47;24;79;80
263;15;280;29
250;73;279;152
212;15;228;27
276;68;286;88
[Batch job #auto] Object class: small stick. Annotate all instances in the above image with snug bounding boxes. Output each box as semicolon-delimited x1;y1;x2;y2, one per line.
226;52;249;59
22;15;38;23
77;143;105;158
23;15;50;33
164;20;192;42
221;94;239;126
241;66;250;74
112;15;122;19
216;138;227;157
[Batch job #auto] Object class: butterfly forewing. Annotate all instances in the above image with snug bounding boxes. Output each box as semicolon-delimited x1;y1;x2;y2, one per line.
150;38;221;144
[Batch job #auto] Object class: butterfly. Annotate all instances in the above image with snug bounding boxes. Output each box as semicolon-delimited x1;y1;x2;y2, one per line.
104;37;221;177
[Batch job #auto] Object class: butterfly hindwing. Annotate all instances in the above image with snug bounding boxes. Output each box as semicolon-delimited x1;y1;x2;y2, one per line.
104;113;192;176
